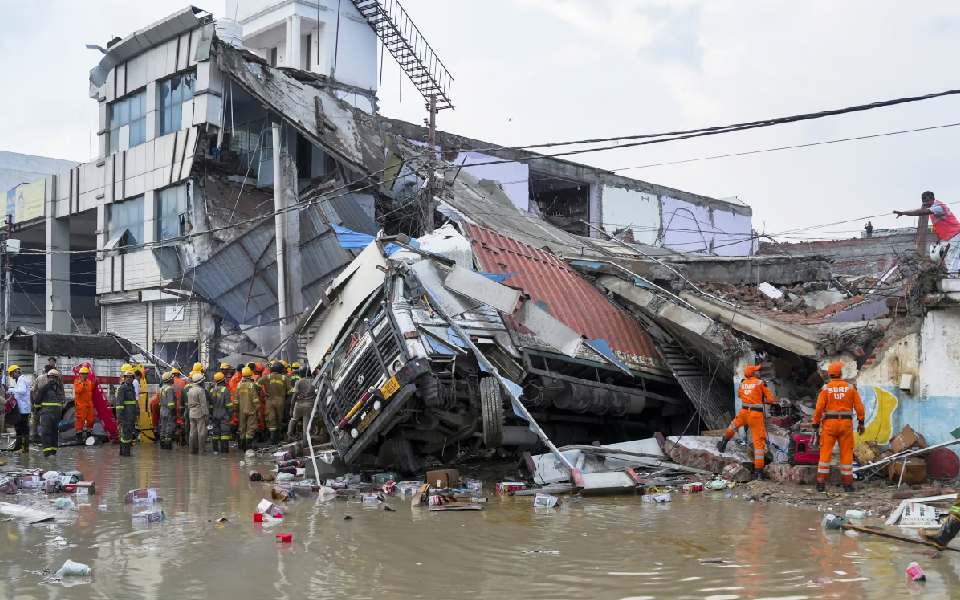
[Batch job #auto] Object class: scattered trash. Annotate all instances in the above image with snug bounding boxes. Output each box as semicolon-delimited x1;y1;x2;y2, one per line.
844;509;867;520
343;515;353;521
271;486;292;502
256;499;284;518
496;481;527;496
253;512;264;523
533;493;560;509
74;481;96;496
85;436;96;446
276;472;295;482
245;449;256;458
249;471;263;482
642;493;672;504
822;514;847;531
275;533;293;543
0;476;16;495
54;560;91;578
381;481;397;496
522;549;560;555
132;508;165;523
52;498;74;511
124;488;160;505
216;516;228;523
397;481;422;497
425;468;460;489
757;281;784;300
464;479;483;494
372;472;398;486
898;503;940;529
905;561;926;582
383;505;396;512
42;471;62;481
682;482;704;493
705;478;728;491
361;493;383;505
699;558;726;564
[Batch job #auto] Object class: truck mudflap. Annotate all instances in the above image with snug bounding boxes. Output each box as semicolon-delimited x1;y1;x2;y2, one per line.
343;383;416;465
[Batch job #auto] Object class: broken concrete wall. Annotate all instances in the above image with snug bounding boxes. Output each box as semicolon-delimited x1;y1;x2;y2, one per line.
660;195;753;257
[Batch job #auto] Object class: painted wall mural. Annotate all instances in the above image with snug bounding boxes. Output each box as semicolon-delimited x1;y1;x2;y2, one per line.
858;386;899;445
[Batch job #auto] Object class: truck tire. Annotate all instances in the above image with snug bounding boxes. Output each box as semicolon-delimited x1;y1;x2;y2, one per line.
480;377;504;448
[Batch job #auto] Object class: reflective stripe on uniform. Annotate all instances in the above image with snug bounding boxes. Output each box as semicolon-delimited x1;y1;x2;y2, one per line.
43;447;57;452
40;403;61;407
950;505;960;518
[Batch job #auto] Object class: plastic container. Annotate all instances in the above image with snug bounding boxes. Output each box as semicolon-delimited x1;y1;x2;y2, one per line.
464;479;483;494
906;562;926;582
253;512;264;523
132;508;165;523
844;509;867;520
642;493;672;504
496;482;527;496
256;499;284;518
55;559;91;578
533;493;559;508
275;533;293;543
361;493;382;505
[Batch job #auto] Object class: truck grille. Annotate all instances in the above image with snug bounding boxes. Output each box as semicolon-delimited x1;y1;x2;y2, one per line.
325;319;402;425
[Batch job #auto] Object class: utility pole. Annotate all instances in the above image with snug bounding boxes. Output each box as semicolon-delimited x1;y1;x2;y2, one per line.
1;215;10;369
271;122;289;362
423;93;438;233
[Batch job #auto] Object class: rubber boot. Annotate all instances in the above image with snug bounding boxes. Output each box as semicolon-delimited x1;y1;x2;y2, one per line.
754;469;763;481
843;484;855;493
716;437;729;454
923;515;960;549
19;435;29;454
816;482;826;493
221;439;229;454
75;431;83;445
271;430;281;445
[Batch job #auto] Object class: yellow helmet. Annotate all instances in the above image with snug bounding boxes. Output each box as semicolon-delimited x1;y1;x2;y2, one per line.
121;363;133;373
78;366;90;374
291;362;301;369
241;366;253;378
214;372;225;382
192;362;203;372
6;364;19;374
281;360;289;368
171;367;182;375
219;362;231;370
161;371;173;382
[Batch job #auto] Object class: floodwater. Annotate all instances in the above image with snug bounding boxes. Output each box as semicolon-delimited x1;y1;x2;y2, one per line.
1;445;957;600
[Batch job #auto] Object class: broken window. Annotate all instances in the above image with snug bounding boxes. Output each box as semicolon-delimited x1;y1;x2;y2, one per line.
156;184;188;241
158;70;196;136
108;89;146;153
530;174;592;236
108;195;144;248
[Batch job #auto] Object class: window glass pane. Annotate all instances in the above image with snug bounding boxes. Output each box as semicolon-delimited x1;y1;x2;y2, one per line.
172;104;182;132
115;98;128;125
109;130;119;154
109;105;118;128
109;196;144;247
159;80;171;110
129;93;141;120
182;73;195;101
171;77;181;105
130;119;145;146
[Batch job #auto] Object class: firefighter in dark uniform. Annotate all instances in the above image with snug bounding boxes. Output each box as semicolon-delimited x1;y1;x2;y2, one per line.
116;364;139;456
157;371;177;449
37;368;65;457
208;372;233;453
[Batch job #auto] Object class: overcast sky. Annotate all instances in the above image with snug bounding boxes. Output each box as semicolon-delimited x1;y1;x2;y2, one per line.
2;0;959;240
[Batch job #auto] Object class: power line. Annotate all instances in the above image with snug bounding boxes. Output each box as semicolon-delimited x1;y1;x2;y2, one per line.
444;87;960;163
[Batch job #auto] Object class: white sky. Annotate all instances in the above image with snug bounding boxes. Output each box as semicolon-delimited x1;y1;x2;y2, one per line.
2;0;959;240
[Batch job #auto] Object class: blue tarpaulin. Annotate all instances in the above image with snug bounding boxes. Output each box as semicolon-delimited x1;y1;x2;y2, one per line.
332;224;404;255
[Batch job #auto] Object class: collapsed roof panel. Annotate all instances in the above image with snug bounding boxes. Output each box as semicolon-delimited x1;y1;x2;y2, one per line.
464;224;663;374
213;40;384;175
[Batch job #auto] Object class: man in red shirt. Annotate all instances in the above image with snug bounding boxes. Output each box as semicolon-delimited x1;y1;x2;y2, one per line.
895;191;960;275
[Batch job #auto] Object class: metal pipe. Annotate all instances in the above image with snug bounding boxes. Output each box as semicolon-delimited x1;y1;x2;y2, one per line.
271;123;288;360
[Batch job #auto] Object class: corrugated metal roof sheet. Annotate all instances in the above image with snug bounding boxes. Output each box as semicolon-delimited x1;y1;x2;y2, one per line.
464;224;661;372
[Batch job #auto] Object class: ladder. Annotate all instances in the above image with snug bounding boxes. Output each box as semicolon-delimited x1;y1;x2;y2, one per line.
351;0;454;110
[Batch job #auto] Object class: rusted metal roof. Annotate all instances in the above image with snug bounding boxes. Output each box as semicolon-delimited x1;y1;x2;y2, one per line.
464;224;661;372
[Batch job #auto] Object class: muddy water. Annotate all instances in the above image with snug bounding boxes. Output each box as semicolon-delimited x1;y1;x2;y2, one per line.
1;445;957;600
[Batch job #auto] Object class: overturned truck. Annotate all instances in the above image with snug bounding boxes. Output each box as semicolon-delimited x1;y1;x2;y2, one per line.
300;226;691;471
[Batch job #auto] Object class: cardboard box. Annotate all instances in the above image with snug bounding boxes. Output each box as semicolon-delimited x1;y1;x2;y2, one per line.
425;468;460;489
888;459;927;485
890;425;922;454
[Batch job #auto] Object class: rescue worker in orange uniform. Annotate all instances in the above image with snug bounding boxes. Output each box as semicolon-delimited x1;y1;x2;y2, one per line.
812;361;865;493
73;366;95;443
717;364;777;479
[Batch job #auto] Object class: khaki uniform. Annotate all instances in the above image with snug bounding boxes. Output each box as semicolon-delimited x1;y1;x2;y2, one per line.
236;379;259;445
260;372;289;437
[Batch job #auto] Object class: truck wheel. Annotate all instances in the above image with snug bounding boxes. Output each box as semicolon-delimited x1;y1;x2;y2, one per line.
480;377;504;448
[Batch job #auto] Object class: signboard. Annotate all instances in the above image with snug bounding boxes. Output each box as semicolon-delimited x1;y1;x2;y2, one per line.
5;179;45;223
164;305;185;322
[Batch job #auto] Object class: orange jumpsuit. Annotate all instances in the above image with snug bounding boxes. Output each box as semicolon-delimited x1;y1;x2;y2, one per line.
722;376;777;470
74;378;95;431
813;378;865;485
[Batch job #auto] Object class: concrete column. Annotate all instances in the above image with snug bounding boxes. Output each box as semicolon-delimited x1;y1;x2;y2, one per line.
45;214;72;332
143;190;156;245
289;15;302;69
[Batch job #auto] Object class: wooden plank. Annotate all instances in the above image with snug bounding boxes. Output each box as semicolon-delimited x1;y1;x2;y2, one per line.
842;523;959;552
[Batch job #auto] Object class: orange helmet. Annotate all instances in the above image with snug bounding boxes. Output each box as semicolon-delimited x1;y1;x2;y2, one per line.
827;361;843;378
744;365;761;378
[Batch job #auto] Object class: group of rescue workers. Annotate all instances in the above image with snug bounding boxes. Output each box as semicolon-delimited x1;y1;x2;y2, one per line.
149;360;316;456
3;358;318;459
718;360;865;493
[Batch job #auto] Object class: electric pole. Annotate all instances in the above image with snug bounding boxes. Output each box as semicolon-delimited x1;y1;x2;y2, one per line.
423;93;438;234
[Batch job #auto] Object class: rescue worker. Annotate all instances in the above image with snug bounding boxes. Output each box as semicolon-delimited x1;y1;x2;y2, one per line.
923;497;960;549
7;365;31;454
208;372;233;453
186;372;209;454
287;367;321;444
812;361;865;493
157;371;177;449
895;191;960;275
717;364;778;479
285;362;302;424
74;366;95;443
37;369;65;457
30;357;56;443
236;366;259;451
171;367;188;446
260;362;289;444
116;365;139;456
